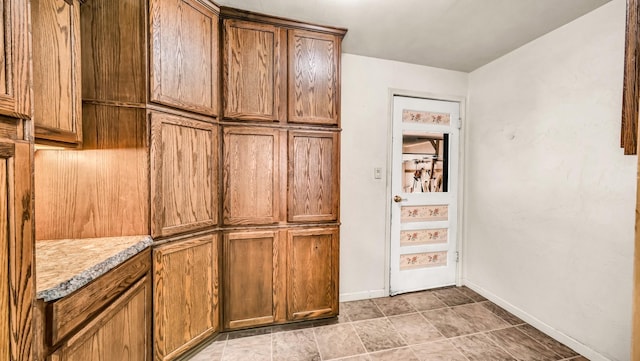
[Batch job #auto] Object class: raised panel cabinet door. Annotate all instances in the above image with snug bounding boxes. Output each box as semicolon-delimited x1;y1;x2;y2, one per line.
150;0;219;116
287;227;339;321
153;234;220;361
0;141;34;361
288;130;339;222
223;230;285;329
223;127;280;225
32;0;82;144
288;29;340;125
222;19;285;121
0;0;30;119
150;112;218;238
50;276;152;361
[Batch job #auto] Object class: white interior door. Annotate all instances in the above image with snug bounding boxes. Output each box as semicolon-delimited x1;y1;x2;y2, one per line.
390;95;460;295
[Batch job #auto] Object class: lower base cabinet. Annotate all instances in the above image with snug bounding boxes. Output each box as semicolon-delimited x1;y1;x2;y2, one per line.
48;276;152;361
153;233;220;361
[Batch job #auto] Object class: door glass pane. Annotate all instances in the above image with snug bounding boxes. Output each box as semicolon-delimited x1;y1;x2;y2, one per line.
402;131;448;193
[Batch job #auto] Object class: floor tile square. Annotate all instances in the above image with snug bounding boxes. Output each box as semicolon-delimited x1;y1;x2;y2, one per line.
517;324;579;358
352;318;407;352
368;347;419;361
450;334;516;361
272;329;320;361
432;288;474;306
480;301;525;325
400;291;448;311
388;313;444;344
421;307;478;338
486;327;561;361
222;334;271;361
314;323;366;360
341;300;385;321
457;286;487;302
451;303;510;331
411;340;468;361
373;296;416;316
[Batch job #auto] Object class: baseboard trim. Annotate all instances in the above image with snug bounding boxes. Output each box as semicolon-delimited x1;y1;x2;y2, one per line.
462;279;612;361
339;289;388;302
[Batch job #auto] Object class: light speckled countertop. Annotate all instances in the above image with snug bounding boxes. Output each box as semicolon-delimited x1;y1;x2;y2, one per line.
36;235;153;302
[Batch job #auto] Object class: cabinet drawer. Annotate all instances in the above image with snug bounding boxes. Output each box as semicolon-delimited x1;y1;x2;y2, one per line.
50;248;151;345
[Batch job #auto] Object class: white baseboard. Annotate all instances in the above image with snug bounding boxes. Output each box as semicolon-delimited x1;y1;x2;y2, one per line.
339;289;388;302
462;279;612;361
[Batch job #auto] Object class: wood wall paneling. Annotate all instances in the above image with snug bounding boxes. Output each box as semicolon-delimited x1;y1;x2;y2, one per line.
150;112;218;238
287;227;338;321
150;0;219;116
288;130;339;222
222;19;285;121
223;230;284;329
51;276;151;361
32;0;82;145
153;234;219;361
288;29;340;126
35;105;149;240
81;0;147;104
223;127;280;225
0;0;31;119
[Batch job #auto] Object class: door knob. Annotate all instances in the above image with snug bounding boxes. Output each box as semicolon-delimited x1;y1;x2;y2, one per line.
393;195;406;203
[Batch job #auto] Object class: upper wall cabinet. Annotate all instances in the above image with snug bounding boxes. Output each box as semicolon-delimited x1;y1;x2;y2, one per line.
150;0;219;116
32;0;82;145
288;30;340;126
0;0;30;120
222;19;286;122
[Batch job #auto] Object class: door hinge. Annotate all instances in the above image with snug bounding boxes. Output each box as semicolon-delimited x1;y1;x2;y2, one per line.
457;117;462;130
456;251;460;263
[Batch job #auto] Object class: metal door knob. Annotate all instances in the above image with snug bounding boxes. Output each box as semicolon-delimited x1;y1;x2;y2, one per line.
393;195;405;203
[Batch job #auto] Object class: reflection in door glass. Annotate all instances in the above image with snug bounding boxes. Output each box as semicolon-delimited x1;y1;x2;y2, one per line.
402;132;448;193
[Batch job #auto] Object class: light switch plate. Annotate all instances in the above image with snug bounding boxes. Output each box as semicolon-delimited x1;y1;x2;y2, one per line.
374;167;382;179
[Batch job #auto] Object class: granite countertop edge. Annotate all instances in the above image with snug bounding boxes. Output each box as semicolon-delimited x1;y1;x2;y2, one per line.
36;236;153;302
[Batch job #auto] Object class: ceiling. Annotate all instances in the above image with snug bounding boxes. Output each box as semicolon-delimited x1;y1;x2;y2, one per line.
216;0;612;72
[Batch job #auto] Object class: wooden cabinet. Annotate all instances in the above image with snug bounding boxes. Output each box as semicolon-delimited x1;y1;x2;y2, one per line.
288;29;341;126
288;130;340;222
0;141;34;361
223;230;285;329
287;227;339;321
153;234;219;361
32;0;82;145
222;126;283;225
150;0;219;116
222;19;286;121
0;0;30;119
48;276;151;361
150;112;218;238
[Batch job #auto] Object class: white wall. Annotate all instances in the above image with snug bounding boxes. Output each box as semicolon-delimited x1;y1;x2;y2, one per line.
340;54;467;300
465;1;634;360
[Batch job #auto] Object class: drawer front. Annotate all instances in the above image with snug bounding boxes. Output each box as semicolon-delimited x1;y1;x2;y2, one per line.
50;248;151;345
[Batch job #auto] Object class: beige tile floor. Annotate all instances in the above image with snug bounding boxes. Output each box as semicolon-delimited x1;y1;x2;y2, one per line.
185;286;589;361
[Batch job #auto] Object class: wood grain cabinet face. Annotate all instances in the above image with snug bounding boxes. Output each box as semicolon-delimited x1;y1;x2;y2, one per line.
0;0;30;119
223;230;284;329
150;112;218;238
288;29;340;125
288;130;339;222
153;234;219;361
223;127;281;225
49;276;151;361
32;0;82;145
222;20;285;121
287;227;339;321
0;143;11;360
150;0;219;116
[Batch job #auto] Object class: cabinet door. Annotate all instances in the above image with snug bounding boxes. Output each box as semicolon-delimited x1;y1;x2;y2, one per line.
287;227;339;321
0;141;33;361
150;112;218;238
223;230;285;329
153;234;219;361
288;29;340;125
150;0;219;116
50;276;151;361
0;0;30;119
223;127;281;225
288;130;339;222
222;19;285;121
32;0;82;145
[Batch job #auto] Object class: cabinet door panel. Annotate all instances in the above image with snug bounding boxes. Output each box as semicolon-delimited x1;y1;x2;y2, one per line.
150;112;218;238
222;20;285;121
0;0;30;119
287;228;338;320
32;0;82;144
53;276;151;361
288;29;339;125
223;230;284;329
0;145;9;360
288;131;339;222
223;127;280;225
154;235;219;360
150;0;219;116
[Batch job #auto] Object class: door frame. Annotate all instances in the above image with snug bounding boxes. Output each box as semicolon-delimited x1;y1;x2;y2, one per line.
384;89;467;296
